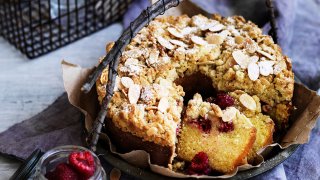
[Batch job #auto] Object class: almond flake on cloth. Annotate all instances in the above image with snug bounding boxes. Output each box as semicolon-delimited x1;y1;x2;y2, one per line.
156;36;174;50
191;36;207;45
222;107;237;122
258;61;275;76
247;62;260;81
181;27;198;35
146;49;160;66
128;84;141;104
169;39;188;48
239;94;256;110
120;77;134;89
158;97;169;113
209;24;225;32
167;27;184;38
232;50;250;69
257;49;276;61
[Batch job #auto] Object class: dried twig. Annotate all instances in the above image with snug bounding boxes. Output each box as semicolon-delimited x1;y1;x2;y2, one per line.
88;0;181;151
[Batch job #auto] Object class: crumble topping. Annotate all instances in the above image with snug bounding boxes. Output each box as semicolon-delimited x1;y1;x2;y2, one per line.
96;14;294;147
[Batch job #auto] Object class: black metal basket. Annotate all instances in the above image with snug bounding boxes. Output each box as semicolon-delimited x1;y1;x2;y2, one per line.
0;0;132;59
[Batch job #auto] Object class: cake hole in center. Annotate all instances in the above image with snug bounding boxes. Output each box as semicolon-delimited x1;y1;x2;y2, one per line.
174;72;217;105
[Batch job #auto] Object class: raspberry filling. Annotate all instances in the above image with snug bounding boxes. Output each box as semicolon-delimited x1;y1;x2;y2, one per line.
218;121;234;132
205;92;234;109
189;117;212;133
186;152;211;175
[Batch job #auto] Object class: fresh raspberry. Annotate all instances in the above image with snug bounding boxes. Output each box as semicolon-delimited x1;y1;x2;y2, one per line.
45;163;80;180
214;93;234;109
186;152;211;175
218;121;234;132
189;117;212;133
69;151;96;178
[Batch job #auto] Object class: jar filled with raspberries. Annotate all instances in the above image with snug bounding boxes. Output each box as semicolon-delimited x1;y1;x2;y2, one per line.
33;145;107;180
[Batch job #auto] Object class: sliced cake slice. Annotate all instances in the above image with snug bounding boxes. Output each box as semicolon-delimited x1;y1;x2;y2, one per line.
229;90;275;163
177;93;256;174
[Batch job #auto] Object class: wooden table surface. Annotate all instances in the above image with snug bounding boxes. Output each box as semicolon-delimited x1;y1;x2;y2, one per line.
0;23;123;179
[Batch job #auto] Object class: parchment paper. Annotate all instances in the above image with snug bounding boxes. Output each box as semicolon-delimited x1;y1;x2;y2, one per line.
61;60;320;178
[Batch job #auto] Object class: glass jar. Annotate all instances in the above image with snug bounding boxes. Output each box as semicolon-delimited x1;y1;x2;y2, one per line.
32;145;107;180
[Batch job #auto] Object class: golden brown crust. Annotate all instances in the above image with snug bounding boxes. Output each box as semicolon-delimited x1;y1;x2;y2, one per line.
96;14;293;172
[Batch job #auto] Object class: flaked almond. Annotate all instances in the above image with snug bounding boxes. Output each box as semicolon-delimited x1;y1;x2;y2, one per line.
122;49;143;58
257;49;275;61
200;21;218;31
113;76;121;92
191;36;207;45
167;27;184;38
222;107;237;122
209;24;225;32
157;36;174;50
273;60;287;75
247;62;260;81
124;58;139;66
153;84;169;98
232;50;249;69
258;61;275;76
169;39;188;48
239;94;256;110
181;27;198;35
128;84;141;104
147;49;159;66
206;34;224;45
249;56;259;63
219;30;231;38
235;36;245;44
158;97;169;113
121;77;134;89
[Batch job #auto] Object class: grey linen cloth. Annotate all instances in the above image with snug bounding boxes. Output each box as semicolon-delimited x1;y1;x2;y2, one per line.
0;0;319;179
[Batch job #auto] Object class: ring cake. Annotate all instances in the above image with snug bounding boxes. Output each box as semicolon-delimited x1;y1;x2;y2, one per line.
96;14;294;174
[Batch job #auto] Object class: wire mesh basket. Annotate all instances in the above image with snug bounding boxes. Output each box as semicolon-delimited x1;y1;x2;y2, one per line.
0;0;132;59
